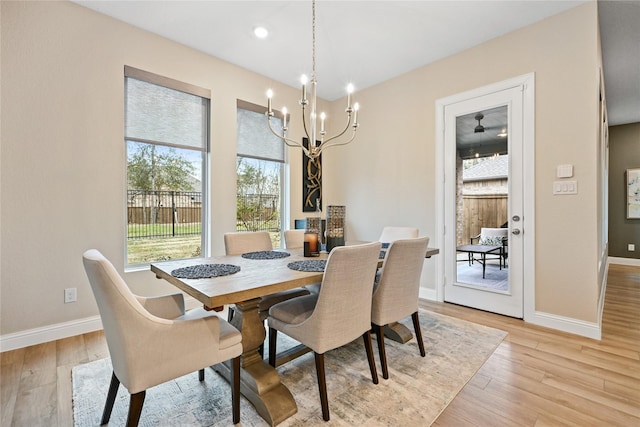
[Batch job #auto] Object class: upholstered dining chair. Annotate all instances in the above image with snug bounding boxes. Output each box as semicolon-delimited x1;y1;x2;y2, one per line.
267;242;382;421
371;237;429;379
283;229;321;294
82;249;242;426
224;231;311;323
378;226;419;243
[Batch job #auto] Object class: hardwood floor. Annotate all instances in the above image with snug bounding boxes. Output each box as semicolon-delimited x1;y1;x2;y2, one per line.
1;264;638;426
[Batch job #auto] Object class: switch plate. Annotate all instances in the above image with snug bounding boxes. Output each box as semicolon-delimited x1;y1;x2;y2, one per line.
557;164;574;178
553;180;578;195
629;244;635;252
64;288;77;303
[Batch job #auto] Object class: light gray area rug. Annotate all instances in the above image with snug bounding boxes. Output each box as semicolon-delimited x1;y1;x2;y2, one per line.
456;261;508;291
72;310;506;426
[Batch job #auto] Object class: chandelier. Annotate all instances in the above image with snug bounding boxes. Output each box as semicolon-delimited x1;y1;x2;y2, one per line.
265;0;359;159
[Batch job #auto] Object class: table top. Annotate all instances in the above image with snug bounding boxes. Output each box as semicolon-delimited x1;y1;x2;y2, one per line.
456;244;502;254
151;249;325;308
151;246;440;309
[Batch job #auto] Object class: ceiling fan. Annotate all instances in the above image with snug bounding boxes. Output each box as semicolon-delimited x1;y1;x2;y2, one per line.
474;113;485;133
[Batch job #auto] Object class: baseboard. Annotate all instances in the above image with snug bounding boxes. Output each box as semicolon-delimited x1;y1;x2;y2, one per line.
526;310;601;340
0;316;103;353
419;287;438;301
608;256;640;267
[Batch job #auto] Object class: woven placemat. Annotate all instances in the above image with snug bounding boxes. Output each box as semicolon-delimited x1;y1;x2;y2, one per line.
287;259;327;272
171;264;240;279
241;250;291;260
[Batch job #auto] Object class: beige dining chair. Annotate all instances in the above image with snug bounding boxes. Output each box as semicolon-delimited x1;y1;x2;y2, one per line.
371;237;429;379
283;229;321;294
378;226;419;243
82;249;242;426
224;231;310;320
267;242;382;421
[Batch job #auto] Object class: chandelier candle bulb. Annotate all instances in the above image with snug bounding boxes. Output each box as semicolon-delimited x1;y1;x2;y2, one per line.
266;89;273;114
301;75;308;104
320;112;326;134
347;83;354;109
353;103;359;125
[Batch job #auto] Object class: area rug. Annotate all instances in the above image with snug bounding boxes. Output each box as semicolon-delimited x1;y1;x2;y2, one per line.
72;310;506;426
456;261;508;291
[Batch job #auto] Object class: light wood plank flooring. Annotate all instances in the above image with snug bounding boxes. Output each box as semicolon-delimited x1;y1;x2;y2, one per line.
1;264;639;426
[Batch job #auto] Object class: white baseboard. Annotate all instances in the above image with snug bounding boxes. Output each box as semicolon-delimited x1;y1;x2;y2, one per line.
608;256;640;267
526;311;601;340
0;316;103;353
419;287;438;301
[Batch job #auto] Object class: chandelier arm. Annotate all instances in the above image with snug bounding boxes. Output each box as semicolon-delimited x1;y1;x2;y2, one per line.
317;130;357;155
320;113;353;146
267;116;311;157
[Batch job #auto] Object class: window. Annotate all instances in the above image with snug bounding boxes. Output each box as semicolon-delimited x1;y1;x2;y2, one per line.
125;66;210;266
236;100;285;248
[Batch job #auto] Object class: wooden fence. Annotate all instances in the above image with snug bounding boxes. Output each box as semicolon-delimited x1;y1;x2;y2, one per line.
459;194;508;245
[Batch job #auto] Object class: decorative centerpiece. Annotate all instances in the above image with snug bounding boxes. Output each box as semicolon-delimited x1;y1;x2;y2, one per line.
325;205;345;252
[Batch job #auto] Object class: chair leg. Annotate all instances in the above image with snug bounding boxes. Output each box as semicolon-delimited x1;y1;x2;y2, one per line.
231;355;241;424
126;390;146;427
101;371;120;425
412;312;426;357
314;352;330;421
227;306;235;322
373;324;389;380
362;331;379;385
268;327;277;367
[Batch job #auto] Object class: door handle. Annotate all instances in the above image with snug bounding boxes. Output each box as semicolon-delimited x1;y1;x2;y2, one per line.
512;228;521;235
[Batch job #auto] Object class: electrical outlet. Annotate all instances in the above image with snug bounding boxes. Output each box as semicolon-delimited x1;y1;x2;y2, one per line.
64;288;77;303
628;244;635;252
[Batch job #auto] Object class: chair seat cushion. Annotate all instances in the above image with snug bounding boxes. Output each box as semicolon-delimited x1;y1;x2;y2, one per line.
178;307;242;349
269;294;318;325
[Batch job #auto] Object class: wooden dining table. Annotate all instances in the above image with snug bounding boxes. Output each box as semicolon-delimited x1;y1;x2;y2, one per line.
151;249;326;426
150;245;439;425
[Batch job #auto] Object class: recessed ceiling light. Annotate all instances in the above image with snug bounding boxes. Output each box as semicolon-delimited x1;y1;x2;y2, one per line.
254;26;269;39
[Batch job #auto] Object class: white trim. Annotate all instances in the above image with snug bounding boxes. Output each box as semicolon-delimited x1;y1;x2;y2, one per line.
0;316;103;353
435;72;536;319
597;259;609;334
526;311;601;340
608;256;640;267
419;287;438;301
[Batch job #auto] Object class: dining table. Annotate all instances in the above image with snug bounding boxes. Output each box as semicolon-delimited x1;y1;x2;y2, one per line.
150;244;439;425
151;248;327;426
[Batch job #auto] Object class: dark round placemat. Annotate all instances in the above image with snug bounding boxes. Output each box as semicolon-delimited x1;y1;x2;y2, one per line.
287;259;327;272
241;250;290;260
171;264;240;279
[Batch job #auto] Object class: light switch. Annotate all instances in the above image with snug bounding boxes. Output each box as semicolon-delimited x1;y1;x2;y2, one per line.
557;164;574;178
553;180;578;195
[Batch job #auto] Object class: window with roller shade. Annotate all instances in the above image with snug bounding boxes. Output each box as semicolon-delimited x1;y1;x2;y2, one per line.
125;66;209;266
236;100;285;248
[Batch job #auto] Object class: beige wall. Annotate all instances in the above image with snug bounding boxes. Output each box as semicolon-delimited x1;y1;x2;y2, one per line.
1;1;603;342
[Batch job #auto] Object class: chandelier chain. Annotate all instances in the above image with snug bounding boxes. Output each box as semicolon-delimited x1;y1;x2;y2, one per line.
312;0;316;81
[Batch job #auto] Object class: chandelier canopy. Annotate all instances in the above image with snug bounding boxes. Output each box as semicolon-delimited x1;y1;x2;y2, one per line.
265;0;359;159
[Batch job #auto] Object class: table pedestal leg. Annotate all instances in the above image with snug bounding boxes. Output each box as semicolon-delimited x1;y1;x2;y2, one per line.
384;322;413;344
213;298;297;426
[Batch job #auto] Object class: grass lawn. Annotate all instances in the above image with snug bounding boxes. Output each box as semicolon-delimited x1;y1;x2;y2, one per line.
127;232;282;265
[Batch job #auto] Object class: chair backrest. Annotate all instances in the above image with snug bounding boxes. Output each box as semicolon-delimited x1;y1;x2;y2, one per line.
304;242;381;354
479;227;508;245
378;226;419;243
371;237;429;326
82;249;167;389
224;231;273;255
284;229;305;249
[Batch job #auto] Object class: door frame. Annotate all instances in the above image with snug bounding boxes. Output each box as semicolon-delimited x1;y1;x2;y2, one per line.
434;73;536;322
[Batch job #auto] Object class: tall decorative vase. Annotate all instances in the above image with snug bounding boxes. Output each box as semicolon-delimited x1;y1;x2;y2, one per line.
325;205;345;253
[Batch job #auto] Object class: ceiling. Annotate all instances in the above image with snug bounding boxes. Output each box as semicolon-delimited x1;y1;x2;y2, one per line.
74;0;639;126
